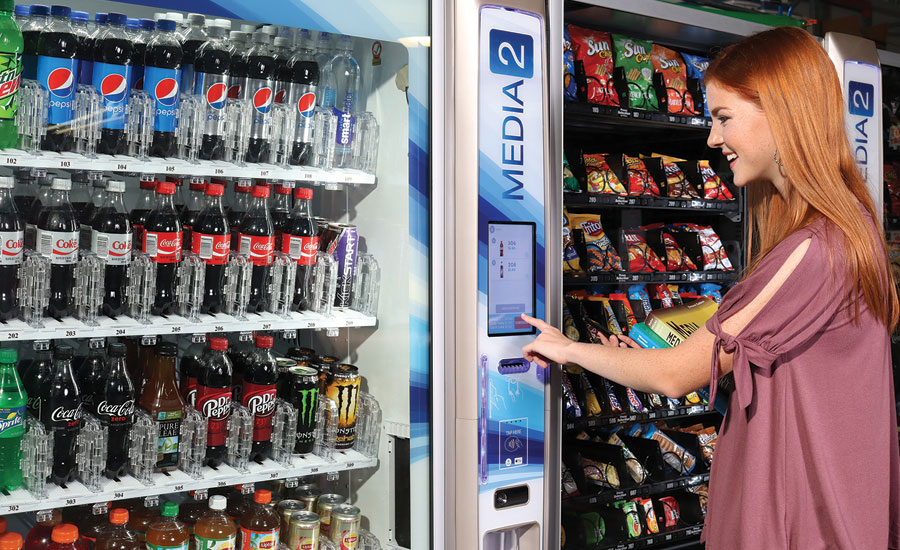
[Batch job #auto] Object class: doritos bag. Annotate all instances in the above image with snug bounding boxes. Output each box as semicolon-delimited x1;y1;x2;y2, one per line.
650;44;700;116
568;25;619;106
569;214;623;272
564;26;578;102
584;153;627;195
699;160;733;200
613;35;658;111
681;53;710;117
624;156;661;196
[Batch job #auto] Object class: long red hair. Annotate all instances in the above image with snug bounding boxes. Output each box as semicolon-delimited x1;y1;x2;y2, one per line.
706;27;898;330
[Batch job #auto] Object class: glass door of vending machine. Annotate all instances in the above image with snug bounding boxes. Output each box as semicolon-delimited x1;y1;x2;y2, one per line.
0;1;431;549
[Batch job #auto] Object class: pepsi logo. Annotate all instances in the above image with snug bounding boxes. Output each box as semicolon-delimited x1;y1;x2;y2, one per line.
154;78;179;107
47;67;75;98
100;73;128;103
297;92;316;118
274;88;287;103
227;84;241;99
206;82;227;110
253;87;273;114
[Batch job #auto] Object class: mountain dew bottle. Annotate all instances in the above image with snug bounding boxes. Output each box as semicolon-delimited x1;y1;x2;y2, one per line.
0;348;25;491
0;0;22;149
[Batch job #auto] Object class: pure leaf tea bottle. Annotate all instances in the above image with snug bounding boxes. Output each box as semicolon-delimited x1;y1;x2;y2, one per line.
138;342;185;471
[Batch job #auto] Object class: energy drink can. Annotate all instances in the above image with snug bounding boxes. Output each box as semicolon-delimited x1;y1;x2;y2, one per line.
287;511;320;550
316;494;346;539
325;364;361;450
277;499;306;542
321;223;358;309
275;357;298;399
290;365;320;454
287;346;316;361
295;487;321;512
328;504;360;548
314;354;339;392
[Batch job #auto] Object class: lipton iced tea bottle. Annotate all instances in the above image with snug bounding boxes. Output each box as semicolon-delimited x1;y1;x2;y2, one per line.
194;496;235;550
95;509;139;550
239;491;279;550
145;503;189;550
126;499;160;543
47;525;80;550
138;342;185;472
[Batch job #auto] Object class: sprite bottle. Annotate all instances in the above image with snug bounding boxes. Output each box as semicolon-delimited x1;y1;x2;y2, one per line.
0;348;26;491
0;0;22;148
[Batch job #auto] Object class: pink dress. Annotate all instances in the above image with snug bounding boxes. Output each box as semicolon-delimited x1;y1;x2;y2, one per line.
702;217;900;549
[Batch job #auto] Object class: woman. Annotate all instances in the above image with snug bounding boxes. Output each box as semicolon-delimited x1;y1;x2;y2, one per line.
523;27;900;548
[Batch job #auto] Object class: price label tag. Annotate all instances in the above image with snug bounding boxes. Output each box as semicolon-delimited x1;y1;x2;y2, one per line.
191;334;207;344
4;156;17;165
141;335;158;346
239;331;253;342
285;477;299;488
282;330;296;339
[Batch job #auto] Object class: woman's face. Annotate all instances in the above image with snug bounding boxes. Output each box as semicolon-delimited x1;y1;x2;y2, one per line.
706;82;784;194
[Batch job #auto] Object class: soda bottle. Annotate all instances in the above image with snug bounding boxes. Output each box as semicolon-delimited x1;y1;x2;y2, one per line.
131;19;154;90
36;177;79;320
21;3;47;81
179;13;206;97
146;503;188;550
193;24;230;161
166;12;186;37
48;524;80;550
125;18;140;39
91;179;131;317
80;504;110;550
181;177;206;252
225;31;248;100
192;183;230;314
36;5;78;153
23;340;51;418
86;173;106;225
0;348;25;491
0;176;23;320
286;31;318;166
0;532;22;550
95;509;140;550
239;490;279;550
321;35;359;169
138;342;184;472
13;168;34;215
70;174;91;230
228;338;252;404
243;32;276;164
25;173;50;248
75;338;105;412
271;183;292;251
238;185;274;313
144;19;182;158
197;337;232;467
92;13;133;156
241;335;277;462
25;509;62;550
42;344;81;485
13;4;28;31
91;343;134;479
272;37;291;104
0;0;21;149
131;175;157;246
142;181;182;316
126;499;159;543
228;179;250;250
194;496;236;550
70;10;90;85
282;188;318;311
179;338;205;408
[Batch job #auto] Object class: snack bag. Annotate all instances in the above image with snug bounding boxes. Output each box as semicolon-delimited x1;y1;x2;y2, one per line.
584;153;627;195
649;283;674;308
652;153;700;198
624;230;665;272
563;153;581;193
563;208;582;272
569;214;624;271
608;431;647;483
670;223;734;271
662;230;698;271
624;155;661;196
581;456;620;489
613;35;658;111
609;293;638;331
589;296;623;335
681;52;710;117
886;163;900;216
699;160;733;200
563;26;578;102
568;25;619;106
650;44;699;116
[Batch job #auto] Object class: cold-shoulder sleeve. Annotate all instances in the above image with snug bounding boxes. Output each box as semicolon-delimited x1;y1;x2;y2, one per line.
705;223;847;412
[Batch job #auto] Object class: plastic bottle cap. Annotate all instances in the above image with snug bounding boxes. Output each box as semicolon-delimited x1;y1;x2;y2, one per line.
158;342;178;357
166;12;184;23
235;180;250;192
253;490;272;504
157;19;176;32
207;26;225;39
206;184;224;197
295;188;313;200
51;524;78;544
274;37;290;48
210;337;228;351
140;18;156;31
209;495;227;511
0;348;17;364
14;5;30;16
255;335;274;349
50;5;71;18
161;501;179;517
189;181;206;192
30;5;50;16
229;31;246;42
157;182;176;195
109;508;129;524
107;12;127;26
0;176;13;189
54;345;73;360
108;343;126;358
275;184;291;195
126;18;140;29
262;25;278;36
241;24;256;33
50;178;71;191
251;186;270;199
252;31;269;44
153;12;166;21
0;532;23;550
70;10;88;22
214;19;232;30
107;180;125;193
95;12;107;23
187;13;205;26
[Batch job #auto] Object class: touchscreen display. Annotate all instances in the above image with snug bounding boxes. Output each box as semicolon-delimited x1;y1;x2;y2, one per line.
487;222;535;336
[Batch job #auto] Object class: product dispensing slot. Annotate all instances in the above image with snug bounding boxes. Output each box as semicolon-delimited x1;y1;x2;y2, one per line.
493;484;529;509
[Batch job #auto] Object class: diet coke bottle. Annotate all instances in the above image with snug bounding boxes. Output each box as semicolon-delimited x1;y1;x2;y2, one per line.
238;186;274;313
91;180;132;317
36;178;79;319
241;334;277;462
192;183;230;314
197;337;232;467
282;188;318;311
41;345;82;485
0;176;24;321
142;182;182;316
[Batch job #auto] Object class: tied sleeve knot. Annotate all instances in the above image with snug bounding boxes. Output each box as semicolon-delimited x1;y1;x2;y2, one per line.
707;315;779;412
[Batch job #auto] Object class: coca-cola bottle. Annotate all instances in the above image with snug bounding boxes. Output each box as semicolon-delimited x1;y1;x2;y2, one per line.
41;345;82;485
91;180;132;318
91;343;134;479
76;339;106;412
130;176;157;246
196;337;232;467
26;175;51;249
180;177;206;252
36;178;79;319
241;334;277;462
238;186;274;313
282;188;318;311
142;182;182;316
23;340;52;419
270;183;292;251
228;179;251;250
0;176;24;321
191;183;230;314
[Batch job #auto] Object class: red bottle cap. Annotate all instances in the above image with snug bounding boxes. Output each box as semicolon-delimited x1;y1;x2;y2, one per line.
189;181;206;192
0;533;22;550
206;184;225;197
255;335;274;349
235;181;251;192
210;337;228;351
211;178;228;186
109;509;129;525
139;179;157;191
156;182;176;195
251;186;270;199
51;524;79;544
295;188;313;200
275;184;292;195
253;490;272;504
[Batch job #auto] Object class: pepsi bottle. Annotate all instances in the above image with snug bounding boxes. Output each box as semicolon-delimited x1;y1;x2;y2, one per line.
91;180;131;317
92;13;133;156
180;177;206;250
282;187;317;311
192;183;230;314
36;177;79;319
193;24;230;161
197;337;232;467
131;19;154;90
142;181;182;316
70;10;91;85
287;31;319;166
21;4;48;81
144;19;182;158
179;13;206;97
41;344;81;486
272;36;292;104
226;31;247;99
92;342;134;479
243;31;275;164
238;185;274;313
37;5;78;153
0;176;23;321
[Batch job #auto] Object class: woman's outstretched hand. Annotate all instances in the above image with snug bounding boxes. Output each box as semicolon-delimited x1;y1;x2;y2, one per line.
520;314;576;368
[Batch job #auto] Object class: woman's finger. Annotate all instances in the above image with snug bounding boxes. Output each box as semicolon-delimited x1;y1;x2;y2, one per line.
520;313;552;332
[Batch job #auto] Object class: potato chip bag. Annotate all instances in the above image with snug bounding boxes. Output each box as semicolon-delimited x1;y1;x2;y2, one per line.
624;231;665;272
568;25;619;106
613;35;658;111
624;155;661;196
699;160;733;200
569;214;623;271
681;53;710;117
647;153;699;198
641;222;699;271
584;153;627;195
563;208;582;272
563;153;581;193
669;223;734;271
650;44;700;116
564;26;578;102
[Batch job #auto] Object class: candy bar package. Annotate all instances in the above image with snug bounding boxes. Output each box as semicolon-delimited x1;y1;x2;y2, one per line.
563;208;583;272
584;153;627;195
649;153;700;198
569;213;624;271
566;364;604;416
563;304;581;341
563;153;581;193
624;155;662;196
581;456;621;489
562;463;580;498
642;424;696;474
588;296;624;335
628;284;653;322
699;160;733;200
681;53;710;117
613;35;659;110
608;431;647;483
561;369;585;419
650;44;700;116
609;293;638;331
624;230;666;272
568;25;619;106
700;282;723;304
669;222;734;271
649;283;675;308
623;387;645;413
667;284;684;306
563;26;578;102
601;377;624;414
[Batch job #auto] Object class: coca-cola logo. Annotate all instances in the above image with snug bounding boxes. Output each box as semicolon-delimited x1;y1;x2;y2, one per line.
158;238;180;249
112;240;131;251
214;241;229;252
252;241;273;252
245;388;276;417
97;399;134;418
56;238;78;250
4;238;22;250
51;403;82;423
199;393;231;420
302;241;318;254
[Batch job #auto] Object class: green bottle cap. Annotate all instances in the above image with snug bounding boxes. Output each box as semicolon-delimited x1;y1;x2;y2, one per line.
161;502;178;517
0;348;16;364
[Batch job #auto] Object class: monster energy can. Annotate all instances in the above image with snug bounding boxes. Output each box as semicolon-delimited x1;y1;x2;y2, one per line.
328;504;361;548
325;364;361;450
313;354;339;393
287;511;320;550
316;494;346;539
287;347;316;361
289;365;320;454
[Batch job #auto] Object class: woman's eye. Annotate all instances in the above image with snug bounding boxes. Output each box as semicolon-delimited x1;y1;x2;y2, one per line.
717;116;729;124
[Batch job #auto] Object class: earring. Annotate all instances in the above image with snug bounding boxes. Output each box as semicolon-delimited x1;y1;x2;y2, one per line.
773;149;784;169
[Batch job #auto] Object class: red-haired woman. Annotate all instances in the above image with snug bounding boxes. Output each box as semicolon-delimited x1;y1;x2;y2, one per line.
524;27;900;548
